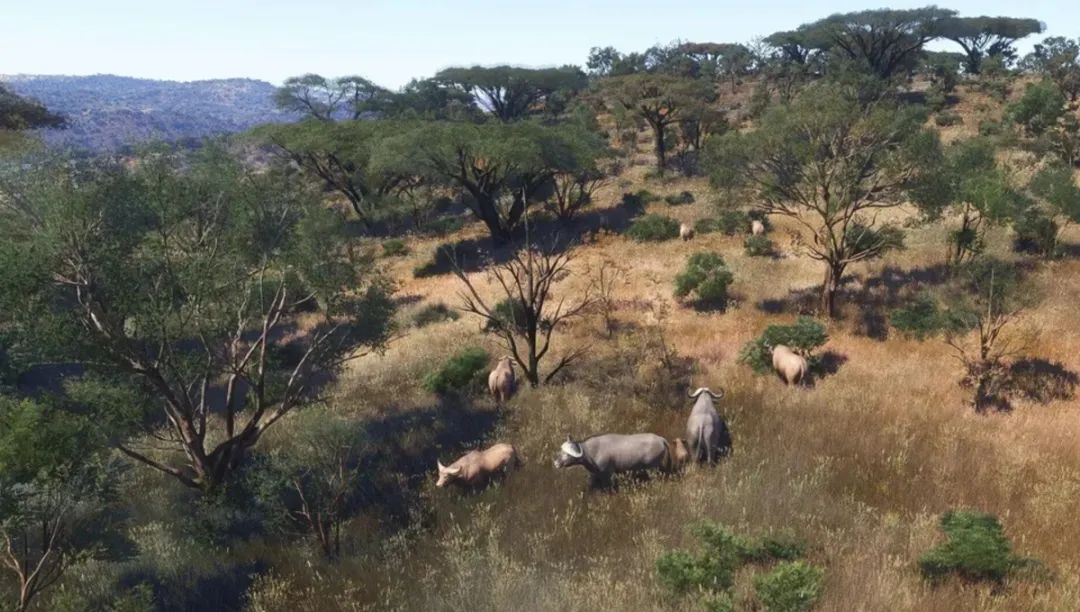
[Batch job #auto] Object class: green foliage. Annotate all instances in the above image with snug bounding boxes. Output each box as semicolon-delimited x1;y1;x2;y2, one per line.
674;253;734;307
716;210;750;235
937;17;1044;74
412;302;459;328
978;119;1004;137
1008;80;1066;136
744;235;775;257
739;318;828;374
890;293;977;340
0;82;65;130
274;73;385;120
918;511;1019;583
693;218;722;235
381;238;409;257
664;190;696;206
754;561;825;612
433;65;587;121
422;347;490;395
702;593;736;612
626;214;681;242
1021;36;1080;101
1012;207;1060;256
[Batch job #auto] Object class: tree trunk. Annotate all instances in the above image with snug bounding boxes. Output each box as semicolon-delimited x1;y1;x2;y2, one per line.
820;263;844;318
653;122;667;174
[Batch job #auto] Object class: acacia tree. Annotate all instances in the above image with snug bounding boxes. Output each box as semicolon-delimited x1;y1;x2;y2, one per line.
1022;162;1080;257
376;121;607;242
0;397;115;612
678;42;754;91
706;82;938;317
453;241;593;386
0;149;394;492
253;119;416;226
595;74;715;174
274;74;386;121
1021;37;1080;101
911;138;1027;266
434;65;587;121
938;16;1044;74
795;7;956;79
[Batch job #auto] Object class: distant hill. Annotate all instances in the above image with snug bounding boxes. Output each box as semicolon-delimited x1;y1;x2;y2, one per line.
0;74;295;152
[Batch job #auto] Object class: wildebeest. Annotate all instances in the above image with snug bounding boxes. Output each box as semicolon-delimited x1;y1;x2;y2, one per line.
554;433;671;487
770;344;808;386
670;438;691;470
436;443;520;488
685;387;732;464
751;219;765;235
679;223;694;241
488;356;516;404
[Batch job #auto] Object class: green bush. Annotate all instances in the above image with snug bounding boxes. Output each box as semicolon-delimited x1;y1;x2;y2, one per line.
744;235;774;257
1008;80;1066;136
918;511;1018;583
422;347;490;395
664;190;696;206
717;210;750;235
657;550;712;595
935;112;962;127
381;238;409;257
1013;207;1060;256
412;302;459;328
674;252;734;308
484;298;529;334
978;119;1004;137
738;317;828;374
702;593;735;612
890;293;976;340
626;214;680;242
742;534;808;563
620;190;659;216
694;218;722;235
754;561;825;612
423;215;465;236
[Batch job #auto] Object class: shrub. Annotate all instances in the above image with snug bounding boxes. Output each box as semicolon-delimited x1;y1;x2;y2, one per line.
483;298;529;335
935;112;962;127
1008;80;1066;137
421;347;490;395
422;215;465;236
656;550;712;595
754;561;825;612
738;317;828;374
702;593;735;612
694;218;721;235
626;214;680;242
744;235;775;257
742;534;808;563
664;190;696;206
717;210;750;235
1012;207;1060;256
890;293;977;340
918;511;1018;583
381;239;409;257
674;252;734;308
978;119;1004;137
412;302;459;328
620;191;657;216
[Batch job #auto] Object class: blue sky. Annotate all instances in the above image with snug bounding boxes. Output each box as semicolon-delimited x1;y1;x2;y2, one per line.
4;0;1076;88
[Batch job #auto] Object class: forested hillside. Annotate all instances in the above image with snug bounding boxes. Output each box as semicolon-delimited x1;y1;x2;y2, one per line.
0;74;292;151
3;6;1080;612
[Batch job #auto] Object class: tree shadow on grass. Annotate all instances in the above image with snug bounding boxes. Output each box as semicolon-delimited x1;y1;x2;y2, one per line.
805;351;848;387
1008;358;1079;404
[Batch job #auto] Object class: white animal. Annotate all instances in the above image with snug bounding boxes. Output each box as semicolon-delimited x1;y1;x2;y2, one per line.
680;223;695;241
751;220;765;236
770;344;808;386
488;356;516;404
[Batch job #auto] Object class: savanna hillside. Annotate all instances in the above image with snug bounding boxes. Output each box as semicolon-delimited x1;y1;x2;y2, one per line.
2;7;1080;612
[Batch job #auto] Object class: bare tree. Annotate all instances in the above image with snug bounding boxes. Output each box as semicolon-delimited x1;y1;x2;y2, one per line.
454;241;593;386
945;270;1027;412
589;258;626;338
546;170;609;224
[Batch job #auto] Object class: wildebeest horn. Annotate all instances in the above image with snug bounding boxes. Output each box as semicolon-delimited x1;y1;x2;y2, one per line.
437;460;447;471
688;387;704;398
707;388;724;399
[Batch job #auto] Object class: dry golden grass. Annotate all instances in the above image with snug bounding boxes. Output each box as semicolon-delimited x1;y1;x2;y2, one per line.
239;85;1080;611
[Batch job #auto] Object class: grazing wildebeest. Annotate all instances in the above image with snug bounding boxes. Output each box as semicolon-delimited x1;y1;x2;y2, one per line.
488;356;516;404
751;219;765;236
685;387;732;464
679;223;695;241
553;433;671;487
769;344;808;386
436;443;520;488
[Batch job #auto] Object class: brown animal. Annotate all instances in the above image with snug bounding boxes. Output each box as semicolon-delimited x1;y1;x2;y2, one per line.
751;219;765;236
488;356;516;404
670;438;691;470
679;223;694;241
436;443;520;488
770;344;808;386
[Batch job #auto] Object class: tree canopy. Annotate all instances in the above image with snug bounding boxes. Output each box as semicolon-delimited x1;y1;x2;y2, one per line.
374;120;608;242
0;85;65;131
433;65;587;121
937;16;1044;73
274;74;387;121
1022;37;1080;101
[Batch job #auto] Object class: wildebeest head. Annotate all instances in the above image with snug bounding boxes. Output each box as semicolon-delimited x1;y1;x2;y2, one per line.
687;387;724;400
435;460;462;487
553;435;584;469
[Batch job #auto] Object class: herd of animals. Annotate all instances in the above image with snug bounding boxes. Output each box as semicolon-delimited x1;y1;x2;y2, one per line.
434;329;809;490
